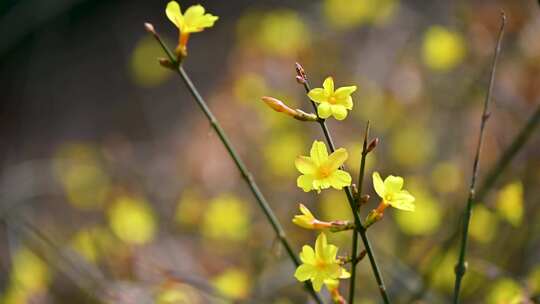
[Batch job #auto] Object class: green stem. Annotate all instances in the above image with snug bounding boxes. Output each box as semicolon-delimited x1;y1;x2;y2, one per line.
146;25;323;304
348;122;370;302
453;12;506;303
298;65;390;304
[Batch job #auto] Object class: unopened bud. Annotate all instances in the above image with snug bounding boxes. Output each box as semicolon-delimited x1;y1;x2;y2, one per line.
365;209;384;228
366;137;379;153
261;96;317;122
295;75;305;84
144;22;156;35
158;58;176;70
360;194;370;205
351;184;358;197
295;62;306;79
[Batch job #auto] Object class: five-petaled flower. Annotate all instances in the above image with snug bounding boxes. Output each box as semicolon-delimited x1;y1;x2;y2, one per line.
372;172;415;211
294;233;350;292
295;141;352;193
165;1;218;56
307;77;357;120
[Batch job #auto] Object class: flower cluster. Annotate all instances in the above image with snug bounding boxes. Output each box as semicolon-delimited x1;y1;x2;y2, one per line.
158;2;417;300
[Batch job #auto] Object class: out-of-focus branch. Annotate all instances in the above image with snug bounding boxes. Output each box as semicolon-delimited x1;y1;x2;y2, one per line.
453;12;506;303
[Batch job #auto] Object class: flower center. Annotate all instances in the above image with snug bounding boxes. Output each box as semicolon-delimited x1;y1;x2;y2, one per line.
315;258;327;269
328;96;337;104
317;166;332;178
384;194;393;203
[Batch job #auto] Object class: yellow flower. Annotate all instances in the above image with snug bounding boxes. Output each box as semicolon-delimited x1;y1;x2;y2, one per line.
294;233;350;292
372;172;415;211
307;77;357;120
292;204;333;229
165;1;218;55
295;141;352;193
422;25;466;71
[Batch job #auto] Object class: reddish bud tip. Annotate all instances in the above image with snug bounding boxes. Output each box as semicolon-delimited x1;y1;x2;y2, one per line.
295;75;305;84
295;62;306;78
367;137;379;153
144;22;156;35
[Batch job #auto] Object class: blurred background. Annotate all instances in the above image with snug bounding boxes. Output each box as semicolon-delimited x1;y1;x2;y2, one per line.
1;0;539;303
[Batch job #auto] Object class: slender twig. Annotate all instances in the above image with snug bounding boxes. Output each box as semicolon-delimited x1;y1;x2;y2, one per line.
145;24;323;304
349;121;371;302
408;104;540;304
453;12;506;303
297;64;391;304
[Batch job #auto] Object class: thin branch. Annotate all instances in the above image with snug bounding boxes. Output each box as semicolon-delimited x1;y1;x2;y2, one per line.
349;121;371;302
296;63;391;304
145;24;324;304
453;12;506;303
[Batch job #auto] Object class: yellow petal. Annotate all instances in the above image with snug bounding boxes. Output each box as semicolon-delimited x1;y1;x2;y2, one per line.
372;172;386;198
293;215;313;229
165;1;182;28
339;268;351;279
331;104;348;120
295;264;315;281
390;190;416;211
339;95;353;109
334;85;357;98
329;170;352;190
295;156;316;174
317;103;332;118
184;5;205;24
310;141;329;166
312;277;325;292
299;203;314;217
299;245;316;264
315;233;328;259
308;88;327;103
384;175;404;194
297;174;314;192
323;77;334;95
326;148;348;171
313;178;332;191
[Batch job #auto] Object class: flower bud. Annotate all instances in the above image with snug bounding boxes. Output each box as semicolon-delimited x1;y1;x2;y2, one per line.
261;97;317;122
158;58;176;70
144;22;156;35
365;209;384;228
366;137;379;153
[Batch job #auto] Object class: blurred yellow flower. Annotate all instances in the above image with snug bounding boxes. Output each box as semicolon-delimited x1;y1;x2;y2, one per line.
495;181;523;227
165;1;218;55
390;123;435;167
212;268;251;299
257;10;310;56
528;265;540;293
264;132;305;177
108;196;157;245
54;143;111;210
431;161;461;194
372;172;415;211
395;186;441;235
294;233;350;292
10;247;50;293
156;283;202;304
422;25;466;71
486;278;523;304
202;195;250;241
323;0;399;29
469;204;498;243
131;36;172;87
71;226;114;263
296;141;352;193
308;77;357;120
